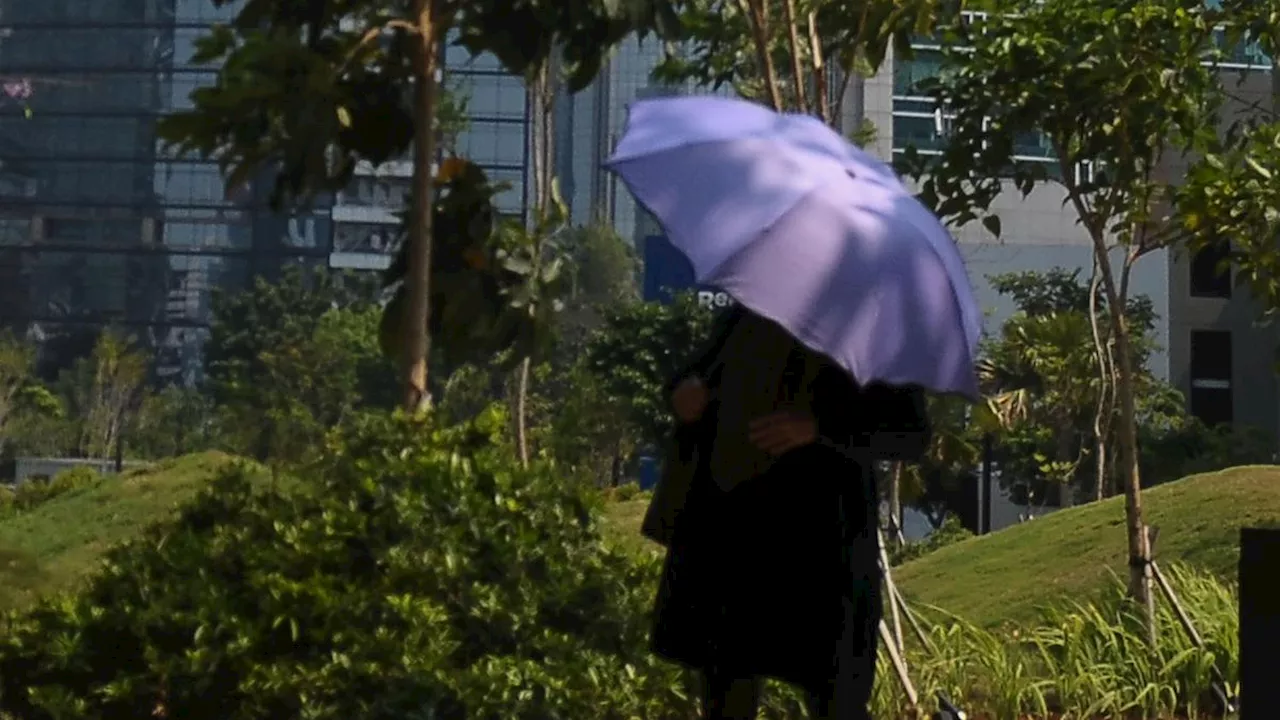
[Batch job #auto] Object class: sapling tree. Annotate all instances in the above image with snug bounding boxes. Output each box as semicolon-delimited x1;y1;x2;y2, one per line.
897;0;1230;620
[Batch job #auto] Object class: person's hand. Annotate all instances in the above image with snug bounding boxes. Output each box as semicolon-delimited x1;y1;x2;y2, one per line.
749;411;817;455
671;376;709;423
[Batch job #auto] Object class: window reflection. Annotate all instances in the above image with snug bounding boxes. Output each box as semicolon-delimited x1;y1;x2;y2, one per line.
456;121;525;167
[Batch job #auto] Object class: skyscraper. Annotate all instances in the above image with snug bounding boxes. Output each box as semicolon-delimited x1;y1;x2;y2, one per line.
0;0;333;382
328;41;531;272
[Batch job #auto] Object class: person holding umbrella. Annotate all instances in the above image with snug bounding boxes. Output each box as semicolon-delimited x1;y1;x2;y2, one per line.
608;97;983;719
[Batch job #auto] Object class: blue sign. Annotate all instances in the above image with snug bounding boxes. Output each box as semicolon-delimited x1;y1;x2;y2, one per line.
642;235;735;308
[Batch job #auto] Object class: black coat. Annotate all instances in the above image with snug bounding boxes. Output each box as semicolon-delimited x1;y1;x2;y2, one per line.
650;307;931;692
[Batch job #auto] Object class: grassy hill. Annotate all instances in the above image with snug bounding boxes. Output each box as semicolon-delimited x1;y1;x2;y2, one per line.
0;452;245;611
3;452;1277;628
602;465;1280;628
892;465;1280;627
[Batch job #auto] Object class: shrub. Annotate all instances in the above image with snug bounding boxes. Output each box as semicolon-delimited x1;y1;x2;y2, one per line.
0;409;697;719
0;465;101;518
890;515;974;566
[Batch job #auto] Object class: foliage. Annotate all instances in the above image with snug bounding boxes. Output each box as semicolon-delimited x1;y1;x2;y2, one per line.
206;267;385;462
901;394;980;528
128;386;216;460
1176;119;1280;321
205;266;374;409
378;160;571;380
899;0;1236;606
889;514;973;566
52;330;149;461
0;466;101;519
0;411;695;719
154;0;682;406
656;0;963;125
583;293;718;450
871;564;1238;719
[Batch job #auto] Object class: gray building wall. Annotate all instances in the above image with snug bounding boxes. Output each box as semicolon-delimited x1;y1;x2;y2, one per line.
1164;67;1278;438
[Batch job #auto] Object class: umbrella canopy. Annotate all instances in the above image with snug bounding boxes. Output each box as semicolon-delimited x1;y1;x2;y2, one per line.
605;95;981;399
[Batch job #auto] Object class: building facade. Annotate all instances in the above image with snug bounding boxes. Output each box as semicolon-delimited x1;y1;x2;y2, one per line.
1165;66;1278;436
0;0;333;382
329;41;532;273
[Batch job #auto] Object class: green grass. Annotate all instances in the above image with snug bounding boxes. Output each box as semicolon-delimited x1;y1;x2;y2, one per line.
0;452;245;611
603;465;1280;628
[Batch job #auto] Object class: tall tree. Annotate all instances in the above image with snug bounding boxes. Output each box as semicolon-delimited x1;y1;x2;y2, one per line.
158;0;681;411
898;0;1230;617
656;0;966;127
205;267;379;461
57;330;149;460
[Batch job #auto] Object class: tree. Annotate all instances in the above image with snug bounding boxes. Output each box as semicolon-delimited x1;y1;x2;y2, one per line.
206;267;383;462
247;305;399;468
0;331;38;442
656;0;964;127
898;0;1231;619
157;0;681;412
130;386;215;460
55;330;149;460
583;294;718;452
1177;119;1280;316
980;269;1164;504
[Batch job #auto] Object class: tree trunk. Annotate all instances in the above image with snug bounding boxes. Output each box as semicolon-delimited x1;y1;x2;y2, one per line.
889;461;904;546
1098;248;1154;627
511;58;555;467
515;357;531;466
401;0;439;412
1067;187;1152;629
1088;259;1112;502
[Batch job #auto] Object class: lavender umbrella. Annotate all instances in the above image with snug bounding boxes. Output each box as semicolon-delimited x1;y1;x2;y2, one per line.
605;95;981;399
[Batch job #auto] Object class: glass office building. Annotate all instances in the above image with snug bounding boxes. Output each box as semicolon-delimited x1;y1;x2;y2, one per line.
329;42;530;271
0;0;333;382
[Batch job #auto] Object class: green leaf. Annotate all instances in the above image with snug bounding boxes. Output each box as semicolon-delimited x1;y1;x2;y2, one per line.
981;214;1002;238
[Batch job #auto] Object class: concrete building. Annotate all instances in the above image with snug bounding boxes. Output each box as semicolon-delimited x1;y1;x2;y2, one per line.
1165;65;1278;437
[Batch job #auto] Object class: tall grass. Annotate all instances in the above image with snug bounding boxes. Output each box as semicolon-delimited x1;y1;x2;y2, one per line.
867;563;1237;720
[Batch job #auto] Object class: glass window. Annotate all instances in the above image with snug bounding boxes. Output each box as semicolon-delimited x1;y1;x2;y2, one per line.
28;160;141;204
463;74;528;120
339;176;411;209
1190;329;1233;381
1190;240;1232;298
486;168;525;215
175;0;242;24
0;27;168;71
43;217;142;246
1013;131;1054;160
1212;28;1273;68
446;45;503;72
334;222;399;253
892;114;947;153
159;220;254;250
893;49;945;97
0;216;32;246
456;121;526;167
154;162;233;207
0;115;158;159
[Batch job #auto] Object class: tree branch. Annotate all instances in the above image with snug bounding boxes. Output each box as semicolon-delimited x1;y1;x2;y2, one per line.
808;11;831;125
781;0;808;113
736;0;784;110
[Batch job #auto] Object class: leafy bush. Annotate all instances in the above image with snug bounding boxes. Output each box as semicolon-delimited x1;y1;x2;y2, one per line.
890;515;974;566
0;465;101;518
0;409;698;719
